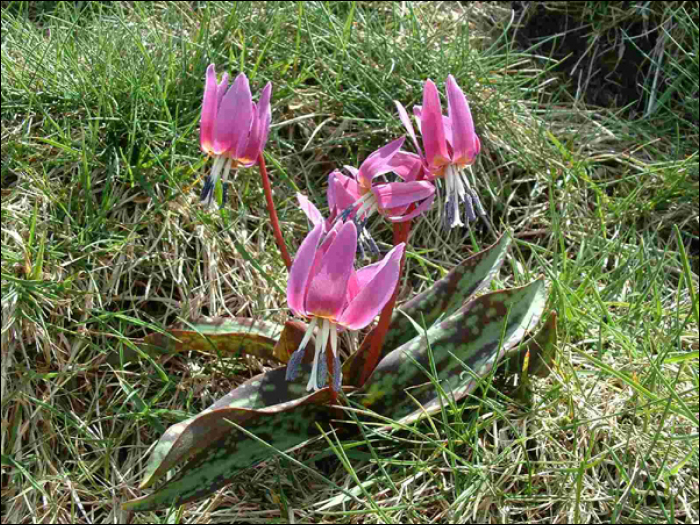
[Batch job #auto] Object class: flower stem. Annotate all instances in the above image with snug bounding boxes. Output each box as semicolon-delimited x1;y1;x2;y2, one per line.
258;153;293;271
359;220;411;385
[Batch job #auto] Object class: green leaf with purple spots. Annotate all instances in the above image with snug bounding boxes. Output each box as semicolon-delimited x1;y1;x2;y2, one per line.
358;279;547;423
124;385;357;512
343;234;511;385
505;310;558;380
138;362;321;490
142;318;308;364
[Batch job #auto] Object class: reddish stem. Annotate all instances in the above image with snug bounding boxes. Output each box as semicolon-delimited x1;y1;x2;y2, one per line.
258;153;293;271
359;220;412;385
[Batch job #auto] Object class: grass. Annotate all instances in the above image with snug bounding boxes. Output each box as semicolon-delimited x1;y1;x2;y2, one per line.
1;1;698;523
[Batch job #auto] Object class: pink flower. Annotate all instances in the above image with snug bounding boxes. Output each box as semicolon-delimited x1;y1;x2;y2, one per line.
199;64;272;207
308;138;433;255
333;138;435;225
396;75;484;228
285;221;405;391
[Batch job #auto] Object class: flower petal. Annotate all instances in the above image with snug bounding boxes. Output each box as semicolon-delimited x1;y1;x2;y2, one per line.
200;64;219;154
395;100;423;159
216;72;229;109
297;193;324;228
343;165;360;178
305;222;357;319
446;75;479;165
386;151;425;181
356;137;405;188
372;181;435;211
213;73;253;156
387;191;435;222
239;82;272;165
338;243;405;330
236;104;258;164
416;106;453;150
355;260;385;289
287;222;324;317
331;172;362;217
420;80;450;168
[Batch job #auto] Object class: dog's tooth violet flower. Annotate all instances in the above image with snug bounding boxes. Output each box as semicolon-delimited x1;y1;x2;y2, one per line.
328;138;434;254
285;220;405;391
199;64;272;208
396;75;484;229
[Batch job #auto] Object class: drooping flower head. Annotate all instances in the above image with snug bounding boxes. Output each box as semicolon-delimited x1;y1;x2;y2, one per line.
199;64;272;208
325;138;435;254
285;220;405;391
396;75;485;229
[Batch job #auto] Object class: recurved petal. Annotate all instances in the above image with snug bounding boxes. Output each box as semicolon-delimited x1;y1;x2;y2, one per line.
387;191;435;222
413;105;423;134
287;222;324;317
446;75;479;164
213;73;253;156
297;193;324;228
305;222;358;319
395;101;423;159
421;79;450;168
372;181;435;211
343;165;360;179
386;151;425;181
327;171;340;211
331;173;361;215
200;64;219;153
357;137;406;188
338;243;405;330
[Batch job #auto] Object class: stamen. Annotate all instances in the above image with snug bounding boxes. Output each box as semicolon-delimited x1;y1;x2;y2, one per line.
286;317;318;381
332;352;343;393
444;198;455;230
219;159;233;209
364;231;380;255
200;176;214;204
357;237;366;258
463;193;476;222
339;192;373;222
354;218;379;257
200;155;226;206
471;190;485;217
327;323;342;393
307;319;330;391
451;193;463;228
316;346;328;388
329;322;338;357
355;198;376;222
221;181;229;207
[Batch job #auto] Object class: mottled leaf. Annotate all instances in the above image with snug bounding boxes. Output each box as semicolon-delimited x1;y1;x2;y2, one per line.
358;279;547;423
343;234;511;385
505;310;558;379
272;320;315;363
124;383;356;512
141;317;290;364
139;364;320;490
